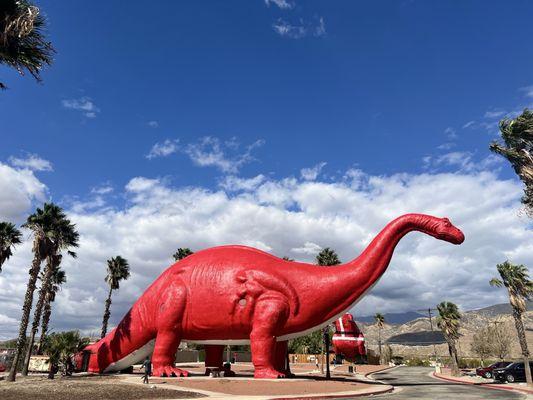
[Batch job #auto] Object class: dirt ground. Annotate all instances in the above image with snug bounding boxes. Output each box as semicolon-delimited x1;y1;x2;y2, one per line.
148;363;391;396
0;374;205;400
159;377;373;396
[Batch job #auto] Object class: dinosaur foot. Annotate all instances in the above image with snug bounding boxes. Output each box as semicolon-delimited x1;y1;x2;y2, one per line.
153;365;190;377
254;368;286;379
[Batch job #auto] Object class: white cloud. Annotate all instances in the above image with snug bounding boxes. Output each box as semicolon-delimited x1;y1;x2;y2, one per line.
291;241;323;256
219;175;266;192
462;120;476;129
146;139;180;159
0;163;531;340
423;152;502;173
8;153;53;172
264;0;294;9
272;19;306;39
147;121;159;128
272;17;326;39
300;162;327;181
315;17;326;37
0;162;48;222
184;137;264;173
484;110;506;119
519;85;533;98
61;97;100;118
444;127;458;140
437;142;455;151
91;183;114;195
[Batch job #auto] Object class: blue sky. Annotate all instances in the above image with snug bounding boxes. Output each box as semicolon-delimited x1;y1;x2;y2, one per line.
2;0;533;202
1;1;533;337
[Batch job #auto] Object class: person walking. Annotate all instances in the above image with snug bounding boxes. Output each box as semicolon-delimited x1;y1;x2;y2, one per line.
141;357;152;384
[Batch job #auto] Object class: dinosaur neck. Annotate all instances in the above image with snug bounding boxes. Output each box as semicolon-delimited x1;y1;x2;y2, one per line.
317;214;439;321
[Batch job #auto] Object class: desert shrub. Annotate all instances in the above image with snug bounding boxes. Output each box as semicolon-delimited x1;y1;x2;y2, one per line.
405;357;431;367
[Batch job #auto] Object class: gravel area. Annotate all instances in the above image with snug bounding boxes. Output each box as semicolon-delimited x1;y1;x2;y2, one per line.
0;375;205;400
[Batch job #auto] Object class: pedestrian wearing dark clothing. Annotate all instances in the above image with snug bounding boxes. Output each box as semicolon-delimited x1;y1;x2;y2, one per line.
141;357;152;384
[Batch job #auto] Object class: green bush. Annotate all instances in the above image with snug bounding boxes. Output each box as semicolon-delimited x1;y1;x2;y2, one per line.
405;357;431;367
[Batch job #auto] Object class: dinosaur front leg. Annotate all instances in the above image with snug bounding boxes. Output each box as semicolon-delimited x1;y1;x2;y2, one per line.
152;279;189;377
250;296;290;379
204;344;224;375
152;330;189;377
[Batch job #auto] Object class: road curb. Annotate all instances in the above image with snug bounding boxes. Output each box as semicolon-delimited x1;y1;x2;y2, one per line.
432;371;533;396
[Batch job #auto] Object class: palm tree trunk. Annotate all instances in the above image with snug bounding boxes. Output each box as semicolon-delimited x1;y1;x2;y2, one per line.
22;255;54;375
378;327;382;364
101;285;113;338
0;250;7;271
6;252;42;381
37;294;52;354
512;308;532;387
447;339;460;376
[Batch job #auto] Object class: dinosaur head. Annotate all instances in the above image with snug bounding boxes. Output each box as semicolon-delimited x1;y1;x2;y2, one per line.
425;217;465;245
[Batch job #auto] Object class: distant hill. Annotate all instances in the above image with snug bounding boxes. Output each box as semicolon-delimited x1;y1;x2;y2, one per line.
357;311;424;325
466;301;533;318
357;301;533;326
358;302;533;359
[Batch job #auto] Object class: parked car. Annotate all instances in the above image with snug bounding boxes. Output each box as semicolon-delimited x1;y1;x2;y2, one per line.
493;362;533;383
476;361;512;379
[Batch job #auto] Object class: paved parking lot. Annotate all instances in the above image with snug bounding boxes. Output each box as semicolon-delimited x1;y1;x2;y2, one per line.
369;366;527;400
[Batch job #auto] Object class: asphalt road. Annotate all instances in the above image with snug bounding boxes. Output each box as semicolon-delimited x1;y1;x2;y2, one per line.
368;366;527;400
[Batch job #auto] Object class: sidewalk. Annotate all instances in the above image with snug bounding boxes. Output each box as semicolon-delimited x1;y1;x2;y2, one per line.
433;371;533;396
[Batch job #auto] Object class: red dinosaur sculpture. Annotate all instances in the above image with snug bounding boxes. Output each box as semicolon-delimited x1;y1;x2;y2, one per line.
81;213;464;378
332;313;366;363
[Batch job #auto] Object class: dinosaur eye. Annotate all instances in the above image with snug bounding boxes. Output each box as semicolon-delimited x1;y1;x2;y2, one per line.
238;298;247;306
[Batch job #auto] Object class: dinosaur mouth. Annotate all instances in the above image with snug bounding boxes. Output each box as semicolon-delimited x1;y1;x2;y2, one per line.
441;230;464;244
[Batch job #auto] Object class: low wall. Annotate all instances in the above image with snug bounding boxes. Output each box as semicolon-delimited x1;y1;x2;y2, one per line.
175;350;199;363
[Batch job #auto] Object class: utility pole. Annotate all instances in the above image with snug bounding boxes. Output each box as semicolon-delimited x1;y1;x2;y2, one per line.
323;326;331;379
418;308;438;363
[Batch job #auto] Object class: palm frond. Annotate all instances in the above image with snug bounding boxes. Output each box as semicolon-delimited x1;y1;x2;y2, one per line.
0;0;55;89
490;109;533;214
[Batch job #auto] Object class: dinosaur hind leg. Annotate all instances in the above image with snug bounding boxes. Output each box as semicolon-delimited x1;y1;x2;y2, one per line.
274;340;294;377
250;295;290;379
151;278;189;377
204;344;224;376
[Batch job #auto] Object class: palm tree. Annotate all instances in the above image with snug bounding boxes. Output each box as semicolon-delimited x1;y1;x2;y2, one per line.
7;203;57;382
316;248;340;379
374;313;385;363
490;109;533;215
43;331;89;379
0;0;55;89
173;248;193;261
22;205;78;375
101;256;130;338
316;247;341;266
36;265;66;354
437;301;461;376
490;261;533;387
0;221;22;271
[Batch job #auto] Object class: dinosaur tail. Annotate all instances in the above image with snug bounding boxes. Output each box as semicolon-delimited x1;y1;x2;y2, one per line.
81;307;154;373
